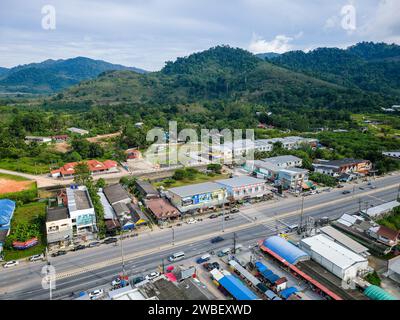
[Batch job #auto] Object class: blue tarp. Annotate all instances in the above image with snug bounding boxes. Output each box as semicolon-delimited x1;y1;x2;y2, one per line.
255;261;268;273
261;269;273;278
264;290;278;300
262;236;309;265
0;199;16;230
219;274;258;300
280;287;298;299
264;273;280;284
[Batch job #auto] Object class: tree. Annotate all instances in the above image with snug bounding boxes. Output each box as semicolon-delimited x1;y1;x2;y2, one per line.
73;162;93;186
96;178;106;189
207;163;222;174
173;169;186;181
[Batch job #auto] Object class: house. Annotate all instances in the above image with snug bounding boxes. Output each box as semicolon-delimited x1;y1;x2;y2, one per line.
127;203;149;226
146;198;180;223
259;136;318;151
372;226;399;247
167;182;227;213
135;180;159;200
209;139;255;162
125;148;142;160
103;184;131;206
215;176;270;201
97;190;120;233
51;135;69;142
51;160;118;178
254;140;273;153
262;155;303;168
67;127;89;135
313;159;372;177
46;207;73;249
276;168;309;191
25;136;52;144
66;186;97;238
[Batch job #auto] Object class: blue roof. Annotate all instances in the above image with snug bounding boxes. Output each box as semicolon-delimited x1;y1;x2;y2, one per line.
280;287;298;299
263;236;309;265
264;273;280;284
255;261;268;273
261;269;274;278
0;199;16;229
265;290;278;300
219;274;258;300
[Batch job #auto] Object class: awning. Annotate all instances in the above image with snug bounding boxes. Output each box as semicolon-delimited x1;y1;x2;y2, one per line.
280;287;298;299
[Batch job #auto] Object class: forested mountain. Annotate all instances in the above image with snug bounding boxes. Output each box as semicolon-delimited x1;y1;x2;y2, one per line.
0;57;146;94
269;42;400;98
256;52;281;60
49;45;391;113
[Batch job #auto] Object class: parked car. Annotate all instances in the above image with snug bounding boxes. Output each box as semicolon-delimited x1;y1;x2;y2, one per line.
342;190;351;195
89;289;104;300
337;185;345;189
132;276;145;284
51;250;67;258
230;208;240;213
72;244;86;251
29;254;44;262
103;238;118;244
224;215;234;221
217;247;231;257
370;185;377;189
203;262;220;271
111;278;122;286
211;236;224;244
187;218;198;224
145;272;160;281
196;254;211;264
3;260;19;268
359;187;365;190
88;242;101;248
209;214;218;219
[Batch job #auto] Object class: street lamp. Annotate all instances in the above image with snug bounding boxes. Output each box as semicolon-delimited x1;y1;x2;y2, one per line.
172;227;175;246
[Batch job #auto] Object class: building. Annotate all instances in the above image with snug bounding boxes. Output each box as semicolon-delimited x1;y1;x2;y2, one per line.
300;234;369;281
320;226;369;256
25;136;52;144
108;285;149;300
382;151;400;160
127;203;149;226
246;160;281;181
51;135;69;142
368;226;400;247
46;207;73;248
146;198;180;222
254;140;273;153
67;127;89;135
66;186;97;238
215;176;270;201
167;182;227;213
361;200;400;219
258;136;318;150
51;160;118;178
125;148;142;160
313;159;372;177
0;199;15;254
209;139;254;162
103;184;131;206
135;180;160;200
387;256;400;284
276;167;309;191
262;155;303;168
260;236;310;265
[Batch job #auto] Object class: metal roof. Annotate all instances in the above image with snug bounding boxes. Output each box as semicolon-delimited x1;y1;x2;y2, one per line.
97;191;116;220
229;260;261;287
300;234;367;270
364;285;397;301
103;184;130;205
262;155;302;166
320;226;369;254
217;271;259;300
263;236;309;265
0;199;16;227
66;187;93;212
168;182;224;198
280;287;298;299
362;201;400;218
216;176;266;189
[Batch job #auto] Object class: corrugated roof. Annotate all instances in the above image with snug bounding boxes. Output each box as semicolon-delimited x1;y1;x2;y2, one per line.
103;184;130;205
0;199;16;227
362;201;400;218
216;176;266;189
168;182;224;198
300;234;367;269
229;260;261;287
97;191;116;220
364;285;397;301
263;236;309;265
262;155;302;166
280;287;298;299
320;226;369;254
218;273;259;300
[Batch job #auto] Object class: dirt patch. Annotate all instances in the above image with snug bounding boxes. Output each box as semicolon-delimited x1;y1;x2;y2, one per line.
52;142;71;153
86;132;121;144
0;178;34;194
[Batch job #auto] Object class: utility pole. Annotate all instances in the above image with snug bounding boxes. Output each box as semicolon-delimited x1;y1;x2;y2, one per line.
299;196;305;234
397;184;400;201
359;198;362;213
172;227;175;246
233;233;237;255
120;233;126;276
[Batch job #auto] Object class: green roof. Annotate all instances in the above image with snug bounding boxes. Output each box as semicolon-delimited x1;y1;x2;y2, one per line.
364;285;397;301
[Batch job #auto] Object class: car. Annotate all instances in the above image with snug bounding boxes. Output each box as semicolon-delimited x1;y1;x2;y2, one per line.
88;242;101;248
89;289;104;300
103;238;118;244
145;272;160;281
51;250;67;258
230;208;240;213
132;276;145;284
111;278;122;286
211;236;224;244
359;187;365;190
196;254;211;264
209;214;218;219
342;190;351;195
187;218;198;224
29;254;44;262
217;247;231;257
370;185;377;189
337;185;345;189
203;262;220;271
3;260;19;268
224;215;234;221
72;244;86;251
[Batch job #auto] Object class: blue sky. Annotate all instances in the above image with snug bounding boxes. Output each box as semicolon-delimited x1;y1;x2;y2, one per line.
0;0;399;70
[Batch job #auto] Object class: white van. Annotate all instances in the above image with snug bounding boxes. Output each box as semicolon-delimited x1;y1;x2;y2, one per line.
168;251;185;262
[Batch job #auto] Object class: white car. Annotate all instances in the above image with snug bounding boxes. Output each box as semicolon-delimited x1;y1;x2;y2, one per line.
89;289;104;300
145;272;160;281
111;278;121;286
3;260;19;268
187;219;198;224
29;254;44;262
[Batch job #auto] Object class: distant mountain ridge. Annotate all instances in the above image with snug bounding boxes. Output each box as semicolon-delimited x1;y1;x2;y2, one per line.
255;52;281;60
0;57;147;94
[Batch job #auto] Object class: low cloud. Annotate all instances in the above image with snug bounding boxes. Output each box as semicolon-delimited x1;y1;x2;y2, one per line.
248;34;295;54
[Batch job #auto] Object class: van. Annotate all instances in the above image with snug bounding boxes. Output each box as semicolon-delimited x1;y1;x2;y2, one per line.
196;254;211;264
217;247;231;257
168;251;185;262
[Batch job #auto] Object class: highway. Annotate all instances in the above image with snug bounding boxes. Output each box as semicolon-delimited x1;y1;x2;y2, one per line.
0;173;399;300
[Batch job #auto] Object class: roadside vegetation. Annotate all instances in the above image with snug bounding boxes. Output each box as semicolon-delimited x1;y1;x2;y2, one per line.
378;207;400;231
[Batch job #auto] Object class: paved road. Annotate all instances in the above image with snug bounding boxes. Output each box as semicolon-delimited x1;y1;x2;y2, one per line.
0;174;399;300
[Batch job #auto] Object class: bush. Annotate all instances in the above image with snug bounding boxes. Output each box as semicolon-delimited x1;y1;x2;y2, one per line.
309;172;338;187
365;271;381;286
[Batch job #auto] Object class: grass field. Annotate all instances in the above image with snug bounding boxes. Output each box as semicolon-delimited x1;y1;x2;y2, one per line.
0;172;38;203
3;202;47;261
153;172;229;189
0;158;50;174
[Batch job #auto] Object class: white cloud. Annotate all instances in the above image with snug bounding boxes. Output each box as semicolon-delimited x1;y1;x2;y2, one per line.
248;34;295;54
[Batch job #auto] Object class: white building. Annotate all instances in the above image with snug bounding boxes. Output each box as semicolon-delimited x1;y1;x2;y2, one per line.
216;176;270;201
66;186;97;236
300;234;369;281
383;151;400;160
361;201;400;219
387;256;400;284
25;136;52;144
67;127;89;135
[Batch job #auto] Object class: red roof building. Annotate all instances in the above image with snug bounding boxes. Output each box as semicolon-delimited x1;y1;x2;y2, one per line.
125;149;142;160
146;198;180;222
51;160;118;178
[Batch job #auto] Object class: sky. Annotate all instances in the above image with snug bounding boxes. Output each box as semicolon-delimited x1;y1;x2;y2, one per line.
0;0;399;71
